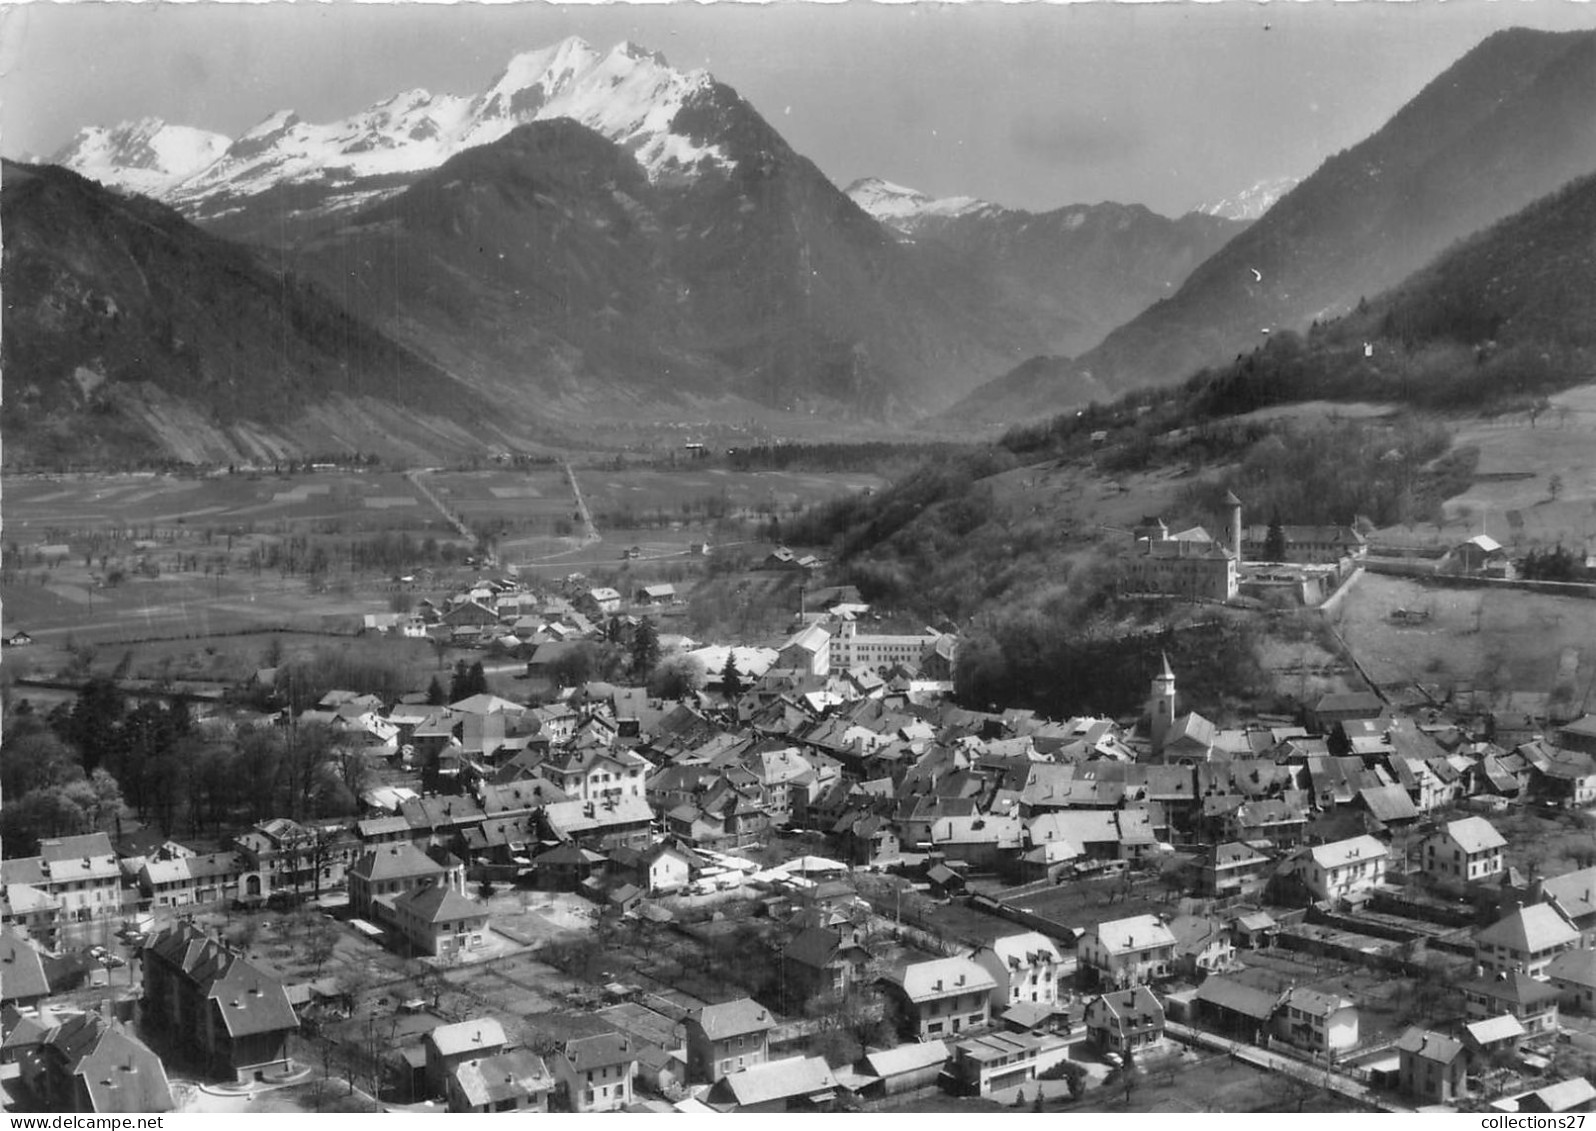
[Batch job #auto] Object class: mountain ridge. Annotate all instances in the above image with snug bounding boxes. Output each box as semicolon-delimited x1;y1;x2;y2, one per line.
943;25;1596;426
1;160;525;468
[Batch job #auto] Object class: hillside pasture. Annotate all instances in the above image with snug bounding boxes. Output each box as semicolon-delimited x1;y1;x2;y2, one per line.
985;459;1202;540
1369;384;1596;554
1332;572;1596;713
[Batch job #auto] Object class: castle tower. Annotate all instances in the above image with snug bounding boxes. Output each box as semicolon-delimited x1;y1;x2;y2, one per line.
1149;652;1177;758
1224;489;1243;562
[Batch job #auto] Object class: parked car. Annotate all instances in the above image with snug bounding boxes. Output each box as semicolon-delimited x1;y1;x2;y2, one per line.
1103;1051;1124;1069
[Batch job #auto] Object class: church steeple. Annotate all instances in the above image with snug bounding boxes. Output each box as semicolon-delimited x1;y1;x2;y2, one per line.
1150;653;1177;758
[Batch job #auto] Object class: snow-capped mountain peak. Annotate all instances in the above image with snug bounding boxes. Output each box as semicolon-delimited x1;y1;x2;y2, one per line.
58;37;733;217
49;117;231;197
471;36;601;122
1198;174;1300;222
845;176;1001;228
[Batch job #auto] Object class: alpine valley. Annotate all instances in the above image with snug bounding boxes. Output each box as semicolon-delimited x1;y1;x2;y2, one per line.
7;36;1243;466
7;27;1596;467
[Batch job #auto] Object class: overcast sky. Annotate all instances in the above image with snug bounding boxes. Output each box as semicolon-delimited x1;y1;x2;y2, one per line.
3;0;1594;216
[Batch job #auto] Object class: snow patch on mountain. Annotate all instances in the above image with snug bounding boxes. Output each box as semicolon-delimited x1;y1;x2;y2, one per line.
844;177;1001;226
1199;175;1300;222
50;118;231;197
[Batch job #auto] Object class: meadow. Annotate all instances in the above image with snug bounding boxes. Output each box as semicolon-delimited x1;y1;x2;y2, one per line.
1332;571;1596;714
5;470;443;539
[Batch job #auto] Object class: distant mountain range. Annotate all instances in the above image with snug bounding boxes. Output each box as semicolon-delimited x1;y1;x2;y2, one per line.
945;26;1596;426
14;26;1596;466
18;36;1240;461
846;178;1242;362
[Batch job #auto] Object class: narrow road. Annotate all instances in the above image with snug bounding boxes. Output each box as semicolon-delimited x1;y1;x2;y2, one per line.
562;462;601;549
405;467;476;545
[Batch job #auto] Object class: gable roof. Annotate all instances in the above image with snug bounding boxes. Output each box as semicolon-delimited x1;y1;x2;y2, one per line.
708;1055;838;1109
450;1050;554;1107
144;922;298;1039
1464;1014;1527;1046
980;931;1063;970
1088;914;1177;955
861;1041;950;1078
1196;976;1280;1020
1359;784;1419;823
1545;948;1596;988
692;998;774;1041
41;1013;175;1113
884;957;996;1003
0;929;50;1001
1308;835;1386;870
563;1032;635;1071
428;1017;508;1057
1094;985;1163;1024
1439;816;1509;854
1395;1027;1465;1064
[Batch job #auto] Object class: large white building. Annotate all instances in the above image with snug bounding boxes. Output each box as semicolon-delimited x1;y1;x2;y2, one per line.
827;619;951;675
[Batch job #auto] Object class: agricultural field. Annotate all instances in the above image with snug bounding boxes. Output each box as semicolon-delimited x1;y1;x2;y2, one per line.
426;464;885;579
1331;571;1596;712
5;470;441;538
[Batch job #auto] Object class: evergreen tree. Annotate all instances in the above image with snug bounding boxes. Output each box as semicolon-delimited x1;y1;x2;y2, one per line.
1264;513;1288;562
426;675;447;705
467;661;488;698
721;652;744;698
448;660;471;702
631;617;661;677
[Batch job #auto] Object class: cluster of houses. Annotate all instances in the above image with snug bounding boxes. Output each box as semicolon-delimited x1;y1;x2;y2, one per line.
7;599;1596;1112
357;572;683;659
